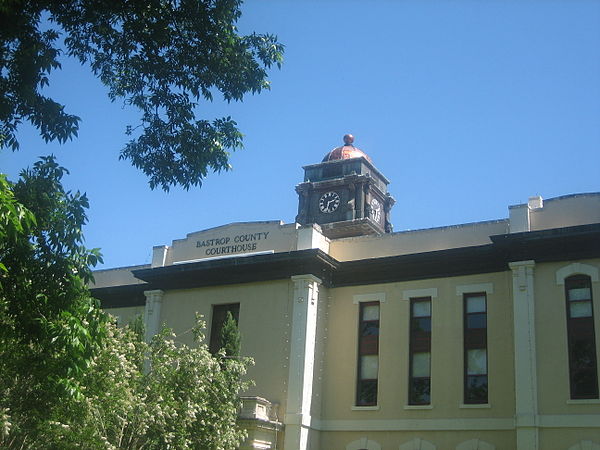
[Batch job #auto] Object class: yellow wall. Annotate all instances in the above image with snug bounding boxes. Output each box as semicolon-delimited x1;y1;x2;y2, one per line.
320;272;514;427
320;430;516;450
105;305;144;327
539;429;600;450
158;280;292;414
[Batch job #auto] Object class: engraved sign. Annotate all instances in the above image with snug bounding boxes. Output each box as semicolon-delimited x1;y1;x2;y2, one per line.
196;231;270;256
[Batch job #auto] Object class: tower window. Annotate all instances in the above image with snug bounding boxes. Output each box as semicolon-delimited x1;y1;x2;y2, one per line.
565;275;598;399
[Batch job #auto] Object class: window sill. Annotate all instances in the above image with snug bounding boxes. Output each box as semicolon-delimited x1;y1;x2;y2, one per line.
459;403;491;409
566;399;600;405
404;404;433;410
351;405;380;411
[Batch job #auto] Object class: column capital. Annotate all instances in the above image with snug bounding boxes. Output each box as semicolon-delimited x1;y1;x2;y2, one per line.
143;289;164;300
291;274;322;285
509;260;536;270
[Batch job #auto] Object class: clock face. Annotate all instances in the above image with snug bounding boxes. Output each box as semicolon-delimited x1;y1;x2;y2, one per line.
319;191;341;213
371;198;382;222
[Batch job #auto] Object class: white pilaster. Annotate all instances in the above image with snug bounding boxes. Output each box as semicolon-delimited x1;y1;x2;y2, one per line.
284;274;322;450
509;260;539;450
143;289;164;343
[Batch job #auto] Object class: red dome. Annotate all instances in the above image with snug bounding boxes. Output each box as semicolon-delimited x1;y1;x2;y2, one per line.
322;134;372;163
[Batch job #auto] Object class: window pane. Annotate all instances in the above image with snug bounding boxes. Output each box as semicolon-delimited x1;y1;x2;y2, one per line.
467;313;487;329
467;349;487;375
570;301;593;318
357;380;378;405
572;368;598;398
413;317;431;333
571;338;596;369
569;287;591;302
465;375;488;403
412;352;431;377
362;304;379;321
360;321;379;336
467;296;486;313
360;355;379;379
359;335;379;355
413;301;431;317
409;378;430;404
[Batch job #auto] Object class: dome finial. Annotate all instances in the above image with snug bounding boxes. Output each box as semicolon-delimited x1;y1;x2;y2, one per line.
322;134;371;163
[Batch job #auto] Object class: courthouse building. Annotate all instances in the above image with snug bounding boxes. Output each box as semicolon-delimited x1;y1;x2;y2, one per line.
92;136;600;450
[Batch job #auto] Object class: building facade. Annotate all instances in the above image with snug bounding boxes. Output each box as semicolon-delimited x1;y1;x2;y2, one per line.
93;137;600;450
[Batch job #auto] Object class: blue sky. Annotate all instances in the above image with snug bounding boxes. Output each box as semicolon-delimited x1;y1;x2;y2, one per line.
1;0;599;269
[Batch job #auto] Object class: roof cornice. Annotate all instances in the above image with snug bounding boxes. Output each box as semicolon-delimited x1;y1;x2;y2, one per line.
131;248;339;290
92;223;600;308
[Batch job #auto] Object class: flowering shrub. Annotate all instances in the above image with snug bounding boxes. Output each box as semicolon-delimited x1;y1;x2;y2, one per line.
2;316;252;449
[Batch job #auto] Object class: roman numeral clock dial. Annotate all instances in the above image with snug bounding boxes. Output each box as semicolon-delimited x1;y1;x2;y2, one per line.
319;191;340;213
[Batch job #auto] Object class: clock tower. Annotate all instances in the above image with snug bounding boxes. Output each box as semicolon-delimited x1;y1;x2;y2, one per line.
296;135;395;239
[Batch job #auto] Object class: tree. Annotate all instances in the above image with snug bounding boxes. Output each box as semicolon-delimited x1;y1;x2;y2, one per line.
0;0;284;190
0;156;106;447
220;310;241;357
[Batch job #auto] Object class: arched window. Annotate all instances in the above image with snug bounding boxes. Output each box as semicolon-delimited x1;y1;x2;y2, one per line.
456;438;495;450
399;437;436;450
346;437;381;450
565;275;598;399
567;440;600;450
